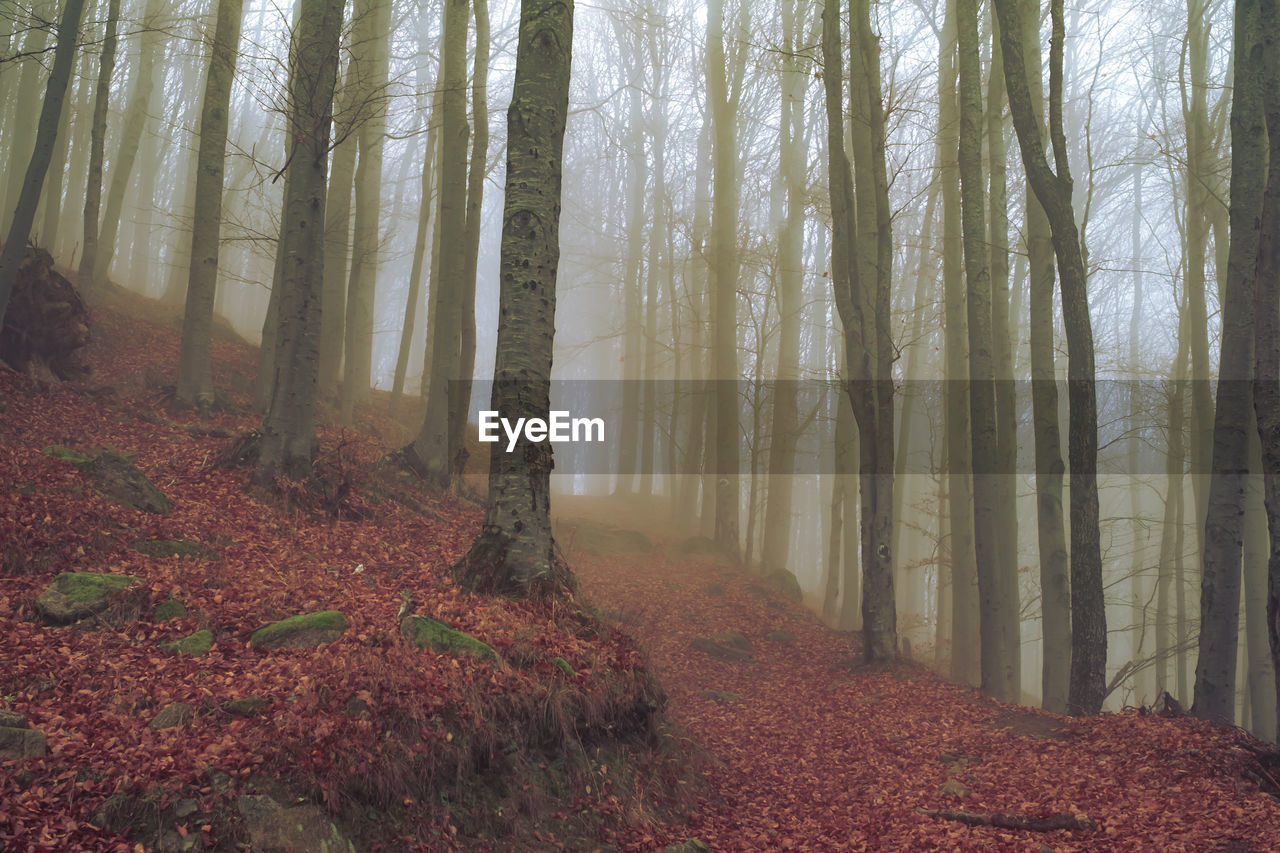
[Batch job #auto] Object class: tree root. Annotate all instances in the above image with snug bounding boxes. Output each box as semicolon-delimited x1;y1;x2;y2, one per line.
916;808;1097;832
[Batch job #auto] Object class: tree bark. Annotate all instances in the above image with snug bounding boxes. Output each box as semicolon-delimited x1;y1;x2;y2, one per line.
79;0;121;289
452;0;574;597
177;0;245;411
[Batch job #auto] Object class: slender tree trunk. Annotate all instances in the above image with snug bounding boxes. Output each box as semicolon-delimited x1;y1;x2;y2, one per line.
707;0;741;559
939;0;979;685
318;59;358;398
451;0;489;466
340;0;391;423
994;0;1104;715
94;0;166;283
176;0;245;411
1;0;53;237
406;0;470;488
79;0;121;288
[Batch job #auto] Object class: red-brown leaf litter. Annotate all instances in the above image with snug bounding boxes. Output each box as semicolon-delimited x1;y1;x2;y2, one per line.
2;282;1280;851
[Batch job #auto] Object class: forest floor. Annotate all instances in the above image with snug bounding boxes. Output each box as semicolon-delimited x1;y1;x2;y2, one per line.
1;279;1280;851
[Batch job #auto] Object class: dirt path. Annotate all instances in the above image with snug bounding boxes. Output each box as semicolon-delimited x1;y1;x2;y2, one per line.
574;550;1279;852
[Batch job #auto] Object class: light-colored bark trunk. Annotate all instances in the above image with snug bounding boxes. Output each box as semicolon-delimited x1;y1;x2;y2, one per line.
78;0;121;288
176;0;245;411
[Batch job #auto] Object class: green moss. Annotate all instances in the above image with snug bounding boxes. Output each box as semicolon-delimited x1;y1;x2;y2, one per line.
153;599;188;622
42;444;90;465
225;697;269;717
553;657;576;676
174;629;214;656
400;615;503;665
54;572;140;604
249;611;348;649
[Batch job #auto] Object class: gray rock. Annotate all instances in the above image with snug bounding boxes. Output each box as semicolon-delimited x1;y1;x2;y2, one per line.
149;702;194;731
236;795;355;852
0;709;27;728
691;637;751;662
0;725;47;759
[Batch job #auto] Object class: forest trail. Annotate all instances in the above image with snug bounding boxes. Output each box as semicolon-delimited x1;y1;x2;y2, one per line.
573;546;1280;852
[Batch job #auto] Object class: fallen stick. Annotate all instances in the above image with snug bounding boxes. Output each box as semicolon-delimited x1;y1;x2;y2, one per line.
916;808;1097;832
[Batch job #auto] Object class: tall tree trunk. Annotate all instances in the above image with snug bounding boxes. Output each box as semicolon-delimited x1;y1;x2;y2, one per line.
340;0;391;423
79;0;121;289
1;0;53;237
390;78;443;420
405;0;470;488
1248;0;1279;742
959;0;1018;702
822;0;897;661
761;0;806;575
1192;0;1267;725
994;0;1104;715
0;0;88;319
707;0;741;559
176;0;245;411
317;59;358;398
451;0;489;467
256;0;344;481
452;0;573;596
939;0;979;685
94;0;166;284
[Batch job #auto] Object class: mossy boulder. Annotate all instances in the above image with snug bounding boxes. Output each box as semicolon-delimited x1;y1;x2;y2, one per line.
163;629;214;657
762;568;803;603
765;628;797;644
250;611;348;650
152;598;188;622
43;445;170;513
34;572;142;623
148;702;193;731
132;539;220;560
400;614;503;665
225;697;269;718
236;795;355;853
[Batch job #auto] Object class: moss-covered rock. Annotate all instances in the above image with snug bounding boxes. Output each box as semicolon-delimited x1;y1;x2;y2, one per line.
236;795;355;853
250;611;348;650
691;636;751;662
34;572;142;623
149;702;193;731
765;628;797;644
164;629;214;657
152;598;188;622
762;568;803;603
132;539;220;560
224;697;269;718
43;445;170;513
400;614;503;665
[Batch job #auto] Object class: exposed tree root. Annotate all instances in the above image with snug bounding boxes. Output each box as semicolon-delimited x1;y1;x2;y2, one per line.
916;808;1097;832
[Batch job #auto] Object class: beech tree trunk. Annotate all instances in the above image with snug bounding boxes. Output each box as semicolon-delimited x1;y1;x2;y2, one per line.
79;0;121;289
256;0;345;481
452;0;573;596
994;0;1104;715
177;0;245;411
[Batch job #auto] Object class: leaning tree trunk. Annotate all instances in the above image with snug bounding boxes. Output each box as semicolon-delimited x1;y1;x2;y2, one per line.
0;0;88;321
452;0;574;597
176;0;245;411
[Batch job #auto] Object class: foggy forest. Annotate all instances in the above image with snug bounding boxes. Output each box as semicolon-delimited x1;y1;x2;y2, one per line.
3;0;1280;847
